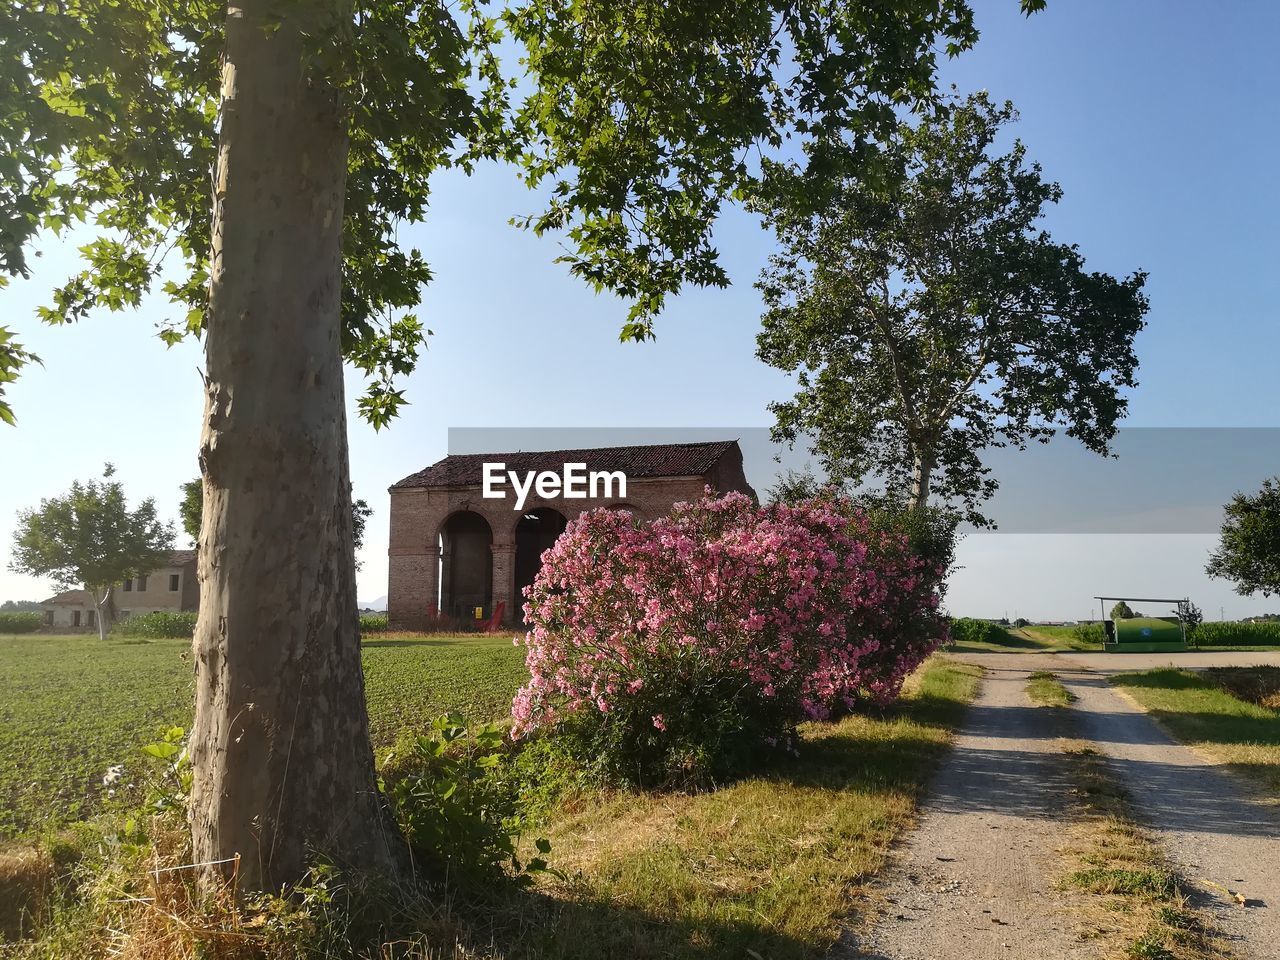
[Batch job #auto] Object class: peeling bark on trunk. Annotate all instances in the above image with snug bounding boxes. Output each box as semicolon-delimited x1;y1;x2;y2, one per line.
910;452;934;513
190;0;403;892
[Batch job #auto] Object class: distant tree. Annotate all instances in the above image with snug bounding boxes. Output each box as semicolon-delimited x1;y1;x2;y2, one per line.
757;94;1149;523
350;499;373;572
181;478;372;568
766;469;830;506
1176;600;1203;640
10;466;174;640
1110;600;1134;620
1207;477;1280;597
0;599;41;612
178;479;202;545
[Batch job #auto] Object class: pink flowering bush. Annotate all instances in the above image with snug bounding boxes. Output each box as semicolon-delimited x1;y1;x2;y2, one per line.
511;491;947;786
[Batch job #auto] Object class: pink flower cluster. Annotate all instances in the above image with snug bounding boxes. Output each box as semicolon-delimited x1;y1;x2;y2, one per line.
511;491;947;741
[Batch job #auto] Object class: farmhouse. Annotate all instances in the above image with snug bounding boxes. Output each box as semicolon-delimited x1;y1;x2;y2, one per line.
40;549;199;629
387;440;756;629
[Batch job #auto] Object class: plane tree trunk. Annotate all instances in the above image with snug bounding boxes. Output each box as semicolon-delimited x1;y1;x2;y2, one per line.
189;0;404;892
910;451;935;513
90;586;110;641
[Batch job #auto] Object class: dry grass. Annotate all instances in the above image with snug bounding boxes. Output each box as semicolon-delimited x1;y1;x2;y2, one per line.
1056;739;1230;960
476;657;985;960
1027;671;1075;707
1202;667;1280;710
0;846;55;941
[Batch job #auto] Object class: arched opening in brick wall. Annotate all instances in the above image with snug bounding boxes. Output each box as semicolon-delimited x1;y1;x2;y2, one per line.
513;507;568;620
438;511;493;621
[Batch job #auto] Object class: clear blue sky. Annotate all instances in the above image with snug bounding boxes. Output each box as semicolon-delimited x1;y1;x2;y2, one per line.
2;0;1278;619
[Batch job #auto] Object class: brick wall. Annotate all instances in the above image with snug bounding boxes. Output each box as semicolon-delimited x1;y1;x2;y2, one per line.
387;463;754;630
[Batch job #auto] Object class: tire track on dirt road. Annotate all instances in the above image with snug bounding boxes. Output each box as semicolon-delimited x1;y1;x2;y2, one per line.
1057;660;1280;960
845;657;1093;960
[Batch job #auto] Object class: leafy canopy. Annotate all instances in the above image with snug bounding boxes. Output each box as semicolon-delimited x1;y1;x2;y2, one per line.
10;463;175;594
1207;477;1280;598
1;0;1046;427
756;93;1148;523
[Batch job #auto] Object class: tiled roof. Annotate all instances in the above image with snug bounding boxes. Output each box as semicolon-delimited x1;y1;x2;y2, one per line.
166;549;197;566
43;589;89;605
392;440;740;489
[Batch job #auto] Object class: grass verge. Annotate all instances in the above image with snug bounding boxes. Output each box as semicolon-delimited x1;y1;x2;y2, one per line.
1109;669;1280;795
1027;671;1074;707
484;657;984;960
1057;739;1227;960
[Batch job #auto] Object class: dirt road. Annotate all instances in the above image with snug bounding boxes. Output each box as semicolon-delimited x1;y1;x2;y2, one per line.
1056;658;1280;959
850;651;1280;960
848;657;1092;960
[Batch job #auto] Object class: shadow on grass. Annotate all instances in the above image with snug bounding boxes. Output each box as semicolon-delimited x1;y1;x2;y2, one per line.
1111;669;1209;692
429;671;981;960
433;883;813;960
1110;669;1280;746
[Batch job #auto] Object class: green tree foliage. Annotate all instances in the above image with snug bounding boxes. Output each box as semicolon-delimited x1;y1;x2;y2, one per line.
1207;477;1280;597
949;617;1009;646
180;477;371;565
756;93;1148;523
1176;600;1202;638
178;479;201;544
0;1;1049;422
0;327;39;425
1110;600;1135;620
9;465;174;639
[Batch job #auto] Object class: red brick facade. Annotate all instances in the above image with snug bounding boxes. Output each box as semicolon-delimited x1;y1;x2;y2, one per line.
387;441;755;630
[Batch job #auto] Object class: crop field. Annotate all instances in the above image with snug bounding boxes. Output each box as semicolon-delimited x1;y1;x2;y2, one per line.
0;632;529;840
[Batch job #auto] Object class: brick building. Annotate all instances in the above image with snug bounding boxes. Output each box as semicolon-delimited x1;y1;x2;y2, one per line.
387;440;756;630
40;549;199;630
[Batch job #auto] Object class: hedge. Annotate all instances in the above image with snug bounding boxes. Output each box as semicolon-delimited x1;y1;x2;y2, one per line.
0;612;42;634
359;613;389;634
949;617;1011;646
112;611;198;639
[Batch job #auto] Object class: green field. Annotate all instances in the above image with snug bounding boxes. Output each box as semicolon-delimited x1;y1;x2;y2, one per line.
0;632;530;840
946;624;1102;653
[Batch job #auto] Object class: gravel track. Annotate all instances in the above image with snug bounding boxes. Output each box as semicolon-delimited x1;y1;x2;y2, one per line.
1056;656;1280;959
846;657;1092;960
844;651;1280;959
